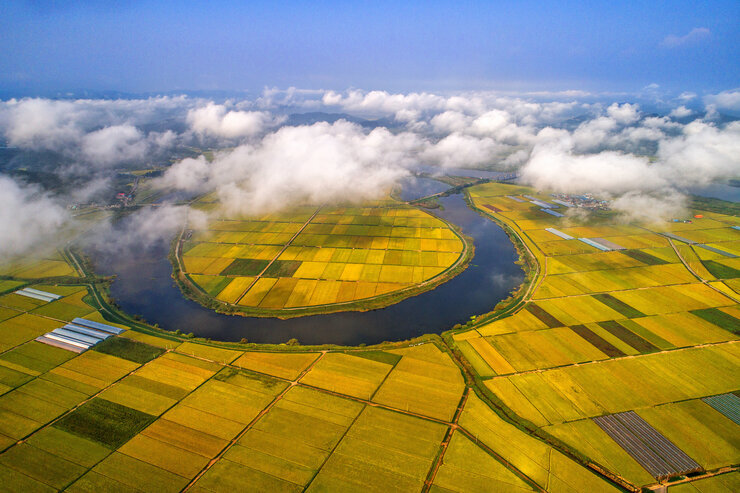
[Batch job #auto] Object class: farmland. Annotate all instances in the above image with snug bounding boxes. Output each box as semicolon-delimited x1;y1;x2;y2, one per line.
176;201;472;317
451;182;740;490
0;180;736;492
0;245;618;492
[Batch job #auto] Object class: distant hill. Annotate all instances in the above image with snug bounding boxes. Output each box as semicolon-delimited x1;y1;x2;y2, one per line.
285;112;401;129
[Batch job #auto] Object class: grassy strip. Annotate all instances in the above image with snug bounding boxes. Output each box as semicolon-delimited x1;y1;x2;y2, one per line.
219;258;269;276
620;249;667;266
262;260;302;278
570;324;626;358
92;337;165;364
54;398;155;449
597;320;658;354
701;260;740;280
525;304;563;328
690;308;740;334
592;293;646;319
349;350;402;366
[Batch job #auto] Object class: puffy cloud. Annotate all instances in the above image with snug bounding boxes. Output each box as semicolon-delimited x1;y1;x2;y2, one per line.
610;191;686;224
422;133;508;168
158;120;421;215
0;176;69;259
519;117;739;223
321;90;447;120
125;205;208;247
669;106;693;118
704;90;740;112
81;125;147;165
521;142;666;195
187;103;282;139
3;88;738;244
661;27;711;48
606;103;640;125
430;111;472;134
657;121;740;187
0;97;189;165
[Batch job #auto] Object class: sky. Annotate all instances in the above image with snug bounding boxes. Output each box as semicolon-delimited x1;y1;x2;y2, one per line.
1;1;739;96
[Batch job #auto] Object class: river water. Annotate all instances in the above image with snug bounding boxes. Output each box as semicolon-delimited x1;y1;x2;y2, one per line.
91;190;523;345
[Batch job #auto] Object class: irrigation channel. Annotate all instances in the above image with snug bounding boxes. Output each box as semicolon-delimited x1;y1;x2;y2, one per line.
89;177;524;345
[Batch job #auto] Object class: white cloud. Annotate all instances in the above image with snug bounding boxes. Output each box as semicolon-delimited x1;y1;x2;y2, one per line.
704;90;740;112
611;191;686;223
0;176;69;259
661;27;711;48
422;133;507;168
0;96;189;165
669;106;693;118
606;103;640;125
159;120;421;215
81;125;148;165
521;142;666;195
187;103;282;139
657;121;740;187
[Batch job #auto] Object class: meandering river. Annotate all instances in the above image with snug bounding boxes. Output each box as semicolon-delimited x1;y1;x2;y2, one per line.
90;185;524;345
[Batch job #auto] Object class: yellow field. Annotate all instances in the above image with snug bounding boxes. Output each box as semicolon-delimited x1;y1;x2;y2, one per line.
181;202;466;312
456;182;740;489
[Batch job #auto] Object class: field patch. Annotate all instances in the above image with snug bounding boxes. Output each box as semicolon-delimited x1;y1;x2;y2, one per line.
300;352;393;400
233;351;319;380
92;337;165;364
54;398;156;449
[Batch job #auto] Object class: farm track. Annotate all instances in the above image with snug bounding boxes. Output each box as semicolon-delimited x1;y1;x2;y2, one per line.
182;350;329;492
233;205;324;305
665;237;740;304
168;347;544;491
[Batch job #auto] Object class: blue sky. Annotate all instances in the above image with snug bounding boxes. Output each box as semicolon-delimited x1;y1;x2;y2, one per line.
1;1;738;95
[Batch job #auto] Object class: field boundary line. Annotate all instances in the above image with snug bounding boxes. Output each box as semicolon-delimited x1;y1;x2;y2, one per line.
68;353;234;490
181;350;327;491
1;347;226;490
6;350;165;452
233;205;324;305
456;424;546;492
664;237;740;304
301;389;367;491
485;339;738;380
421;387;469;492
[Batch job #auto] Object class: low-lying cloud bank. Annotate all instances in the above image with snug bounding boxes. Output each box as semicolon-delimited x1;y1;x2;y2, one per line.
157;121;418;215
0;176;69;258
1;87;739;258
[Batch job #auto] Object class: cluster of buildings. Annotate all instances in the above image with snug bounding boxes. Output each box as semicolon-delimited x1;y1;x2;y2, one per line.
550;193;610;211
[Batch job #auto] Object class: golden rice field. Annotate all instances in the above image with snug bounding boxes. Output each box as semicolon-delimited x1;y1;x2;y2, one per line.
0;277;620;493
455;182;740;489
0;178;736;492
179;203;467;314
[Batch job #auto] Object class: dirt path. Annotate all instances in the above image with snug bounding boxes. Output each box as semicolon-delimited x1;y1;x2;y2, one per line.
665;238;740;304
182;350;328;491
233;206;324;305
421;388;470;492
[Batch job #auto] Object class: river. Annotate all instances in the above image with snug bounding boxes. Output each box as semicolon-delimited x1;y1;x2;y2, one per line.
91;190;523;345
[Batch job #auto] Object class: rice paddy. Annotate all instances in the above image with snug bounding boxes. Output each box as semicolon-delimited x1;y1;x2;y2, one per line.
178;203;469;315
455;181;740;489
0;179;736;492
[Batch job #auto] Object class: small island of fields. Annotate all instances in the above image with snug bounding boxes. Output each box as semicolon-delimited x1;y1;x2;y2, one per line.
173;196;474;318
